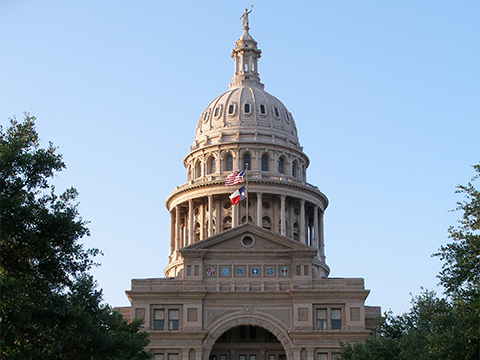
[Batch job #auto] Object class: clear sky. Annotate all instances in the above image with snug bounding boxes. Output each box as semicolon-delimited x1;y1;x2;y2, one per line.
1;1;478;315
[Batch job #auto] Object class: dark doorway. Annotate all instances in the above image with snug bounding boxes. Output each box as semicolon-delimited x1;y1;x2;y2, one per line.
210;325;286;360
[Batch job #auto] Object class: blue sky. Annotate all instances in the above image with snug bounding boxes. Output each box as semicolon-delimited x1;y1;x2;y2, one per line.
1;1;478;315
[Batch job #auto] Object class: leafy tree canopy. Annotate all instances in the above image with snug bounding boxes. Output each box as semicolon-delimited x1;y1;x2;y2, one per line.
336;163;480;360
1;114;151;359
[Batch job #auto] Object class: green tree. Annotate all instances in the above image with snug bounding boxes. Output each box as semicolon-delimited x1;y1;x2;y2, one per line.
0;114;151;359
336;163;480;360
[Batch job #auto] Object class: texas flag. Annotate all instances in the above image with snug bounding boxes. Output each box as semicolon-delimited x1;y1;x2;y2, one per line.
225;169;245;186
229;186;246;205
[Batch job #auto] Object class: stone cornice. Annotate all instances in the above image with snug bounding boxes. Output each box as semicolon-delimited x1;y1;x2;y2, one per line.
165;178;328;210
288;330;370;341
148;331;208;341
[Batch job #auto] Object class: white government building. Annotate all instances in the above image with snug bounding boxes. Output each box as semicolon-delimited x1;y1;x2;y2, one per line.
123;10;380;360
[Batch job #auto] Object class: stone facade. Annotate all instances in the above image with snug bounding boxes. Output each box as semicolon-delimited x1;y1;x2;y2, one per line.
125;11;380;360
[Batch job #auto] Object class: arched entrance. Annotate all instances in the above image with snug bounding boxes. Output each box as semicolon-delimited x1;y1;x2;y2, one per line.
209;325;286;360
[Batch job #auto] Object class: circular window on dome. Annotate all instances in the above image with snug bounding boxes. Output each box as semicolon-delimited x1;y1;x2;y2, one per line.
223;201;231;210
241;235;255;248
262;201;270;210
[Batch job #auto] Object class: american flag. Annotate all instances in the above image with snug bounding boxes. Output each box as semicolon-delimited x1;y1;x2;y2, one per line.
225;169;245;186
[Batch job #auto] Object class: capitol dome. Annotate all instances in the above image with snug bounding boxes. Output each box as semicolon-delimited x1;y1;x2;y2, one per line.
165;13;329;279
193;22;301;155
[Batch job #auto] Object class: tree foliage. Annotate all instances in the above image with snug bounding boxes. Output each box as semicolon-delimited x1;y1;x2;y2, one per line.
336;163;480;360
1;114;151;359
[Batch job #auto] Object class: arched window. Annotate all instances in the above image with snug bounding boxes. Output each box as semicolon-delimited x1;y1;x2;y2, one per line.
195;161;201;179
261;154;269;171
243;153;251;170
241;215;253;224
209;157;216;174
225;154;233;172
292;161;297;178
278;157;285;174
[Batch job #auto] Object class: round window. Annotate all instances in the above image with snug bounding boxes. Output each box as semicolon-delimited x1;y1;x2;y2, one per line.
241;235;255;248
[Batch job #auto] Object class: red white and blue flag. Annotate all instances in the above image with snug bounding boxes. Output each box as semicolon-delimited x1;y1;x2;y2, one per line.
229;186;246;205
225;169;245;186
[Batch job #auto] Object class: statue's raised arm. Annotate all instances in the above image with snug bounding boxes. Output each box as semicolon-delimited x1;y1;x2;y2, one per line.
240;6;253;30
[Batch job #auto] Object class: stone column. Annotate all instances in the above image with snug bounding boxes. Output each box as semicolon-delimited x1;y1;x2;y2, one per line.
272;197;278;234
208;195;214;237
289;201;295;238
175;205;181;259
300;199;306;244
280;195;286;236
169;210;175;257
320;209;325;261
256;192;263;227
313;205;319;251
216;197;222;234
199;203;205;241
232;202;238;228
188;200;194;246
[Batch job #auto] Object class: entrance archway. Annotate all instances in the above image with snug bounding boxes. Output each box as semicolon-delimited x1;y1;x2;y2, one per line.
203;316;292;360
210;325;286;360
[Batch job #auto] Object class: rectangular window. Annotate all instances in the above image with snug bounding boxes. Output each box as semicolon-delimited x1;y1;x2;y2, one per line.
268;355;276;360
316;309;327;330
239;356;246;360
261;155;269;171
331;309;342;329
260;104;266;114
168;354;179;360
153;355;164;360
249;356;256;360
226;155;233;171
169;309;179;330
220;355;227;360
154;309;165;330
296;265;301;276
316;354;328;360
304;265;309;275
228;104;234;114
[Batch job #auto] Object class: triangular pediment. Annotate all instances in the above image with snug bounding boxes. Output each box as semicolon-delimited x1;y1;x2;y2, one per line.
180;223;315;256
